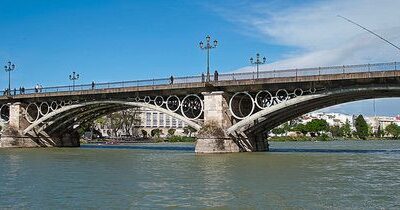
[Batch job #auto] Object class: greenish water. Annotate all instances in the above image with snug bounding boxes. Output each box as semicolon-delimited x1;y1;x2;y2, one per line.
1;141;400;209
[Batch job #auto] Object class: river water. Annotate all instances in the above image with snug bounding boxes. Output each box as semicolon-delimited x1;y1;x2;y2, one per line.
1;140;400;209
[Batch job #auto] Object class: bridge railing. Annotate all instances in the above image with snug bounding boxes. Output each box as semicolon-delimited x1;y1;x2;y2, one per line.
7;61;398;96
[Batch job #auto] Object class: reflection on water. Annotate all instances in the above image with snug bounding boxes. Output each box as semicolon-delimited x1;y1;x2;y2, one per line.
1;141;400;209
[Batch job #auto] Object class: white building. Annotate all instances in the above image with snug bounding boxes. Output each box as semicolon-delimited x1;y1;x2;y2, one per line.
96;108;189;138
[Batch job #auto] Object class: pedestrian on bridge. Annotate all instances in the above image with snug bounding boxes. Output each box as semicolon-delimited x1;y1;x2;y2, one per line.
201;73;205;83
91;81;95;90
170;76;174;84
214;70;219;82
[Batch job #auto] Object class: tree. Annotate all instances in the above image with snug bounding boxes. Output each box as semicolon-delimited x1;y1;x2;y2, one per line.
385;123;400;138
342;120;352;138
354;115;369;140
183;126;196;137
151;129;162;138
306;119;329;136
293;123;308;135
375;125;384;138
109;112;124;137
271;127;285;136
141;130;148;138
330;125;344;138
120;108;141;136
168;128;176;136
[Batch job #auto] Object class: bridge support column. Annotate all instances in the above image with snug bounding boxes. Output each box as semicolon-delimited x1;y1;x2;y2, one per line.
247;132;268;152
9;102;24;130
195;91;241;153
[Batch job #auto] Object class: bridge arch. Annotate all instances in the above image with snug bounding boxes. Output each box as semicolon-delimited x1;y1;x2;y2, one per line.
23;100;202;135
227;86;400;137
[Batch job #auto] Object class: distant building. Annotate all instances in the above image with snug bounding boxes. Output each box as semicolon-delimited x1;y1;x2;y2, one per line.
95;108;189;138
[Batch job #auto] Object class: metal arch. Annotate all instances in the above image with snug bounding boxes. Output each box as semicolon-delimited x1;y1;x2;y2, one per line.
294;88;304;97
166;95;181;112
23;100;202;134
47;105;126;135
38;104;118;134
25;103;40;123
180;94;204;120
227;86;400;136
64;106;129;134
50;101;58;111
39;102;50;116
275;89;289;102
0;104;10;123
229;92;255;120
154;96;164;107
255;90;273;109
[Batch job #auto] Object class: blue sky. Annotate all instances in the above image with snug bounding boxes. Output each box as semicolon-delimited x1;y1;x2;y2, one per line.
0;0;399;116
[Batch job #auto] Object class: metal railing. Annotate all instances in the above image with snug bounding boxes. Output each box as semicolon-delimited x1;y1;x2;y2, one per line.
5;61;399;96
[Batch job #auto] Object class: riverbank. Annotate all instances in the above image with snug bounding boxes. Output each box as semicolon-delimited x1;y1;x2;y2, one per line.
269;136;400;142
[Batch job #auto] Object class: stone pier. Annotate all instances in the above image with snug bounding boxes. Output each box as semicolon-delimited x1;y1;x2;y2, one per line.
195;91;241;153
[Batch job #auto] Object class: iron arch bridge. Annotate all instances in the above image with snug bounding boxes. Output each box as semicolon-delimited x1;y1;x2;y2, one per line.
0;61;399;152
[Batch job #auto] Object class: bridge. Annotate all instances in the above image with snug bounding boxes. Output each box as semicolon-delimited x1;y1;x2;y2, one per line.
0;61;399;153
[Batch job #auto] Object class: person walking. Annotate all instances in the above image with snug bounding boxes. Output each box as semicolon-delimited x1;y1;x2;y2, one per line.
214;70;219;82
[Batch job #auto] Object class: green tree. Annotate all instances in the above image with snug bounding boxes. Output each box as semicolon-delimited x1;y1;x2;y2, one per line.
167;128;176;136
271;127;285;136
306;119;329;136
293;123;308;135
385;123;400;138
375;125;384;138
330;125;344;138
183;126;196;137
151;129;162;138
342;120;352;138
141;130;148;138
354;115;369;140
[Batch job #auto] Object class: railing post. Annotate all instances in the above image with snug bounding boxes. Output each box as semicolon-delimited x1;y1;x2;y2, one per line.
295;69;298;81
232;73;235;80
368;63;370;72
318;67;321;76
153;79;155;85
395;62;397;71
273;70;276;78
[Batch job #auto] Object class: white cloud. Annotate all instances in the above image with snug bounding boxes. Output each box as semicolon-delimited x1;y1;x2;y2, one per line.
213;0;400;116
217;0;400;71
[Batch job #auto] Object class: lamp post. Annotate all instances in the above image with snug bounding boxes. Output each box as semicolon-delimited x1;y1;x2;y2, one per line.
199;35;218;82
69;71;79;91
250;53;266;79
4;61;16;95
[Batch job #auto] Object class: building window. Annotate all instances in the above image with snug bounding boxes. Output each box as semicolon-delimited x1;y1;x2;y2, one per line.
178;120;183;128
146;112;151;127
166;116;171;127
159;113;164;127
152;112;158;127
172;118;177;127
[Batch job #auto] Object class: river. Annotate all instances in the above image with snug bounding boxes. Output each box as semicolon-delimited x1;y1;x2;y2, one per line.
1;140;400;209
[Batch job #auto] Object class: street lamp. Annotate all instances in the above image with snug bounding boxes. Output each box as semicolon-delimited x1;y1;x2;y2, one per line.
199;35;218;82
4;61;16;95
250;53;266;79
69;71;79;91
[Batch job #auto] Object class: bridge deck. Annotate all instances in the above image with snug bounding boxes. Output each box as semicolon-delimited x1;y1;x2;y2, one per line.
0;61;399;101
